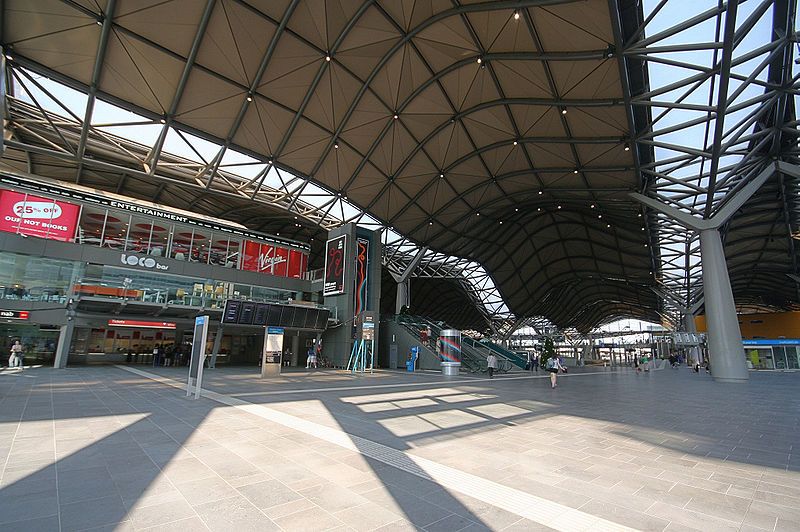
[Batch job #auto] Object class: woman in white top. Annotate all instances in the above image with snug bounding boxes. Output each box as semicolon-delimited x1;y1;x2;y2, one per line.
546;356;564;388
486;354;498;379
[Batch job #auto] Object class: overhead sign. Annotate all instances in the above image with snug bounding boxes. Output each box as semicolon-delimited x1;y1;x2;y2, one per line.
0;190;80;241
0;310;29;320
323;235;347;296
120;253;169;271
108;319;176;329
743;338;800;346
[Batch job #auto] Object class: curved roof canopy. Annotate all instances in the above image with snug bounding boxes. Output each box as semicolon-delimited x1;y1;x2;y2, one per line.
1;0;676;330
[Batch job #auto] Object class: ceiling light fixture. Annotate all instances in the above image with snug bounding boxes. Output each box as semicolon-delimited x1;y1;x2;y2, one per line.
624;142;630;151
561;106;567;115
514;11;520;20
325;55;331;62
538;190;543;195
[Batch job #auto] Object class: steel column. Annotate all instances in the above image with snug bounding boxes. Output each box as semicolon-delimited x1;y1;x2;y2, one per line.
699;228;747;382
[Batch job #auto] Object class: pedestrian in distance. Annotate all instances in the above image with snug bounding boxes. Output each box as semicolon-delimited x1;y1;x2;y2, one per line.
487;353;498;378
546;356;565;388
152;344;161;367
306;345;318;369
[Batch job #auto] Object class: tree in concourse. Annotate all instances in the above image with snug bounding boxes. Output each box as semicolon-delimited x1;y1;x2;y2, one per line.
540;336;557;368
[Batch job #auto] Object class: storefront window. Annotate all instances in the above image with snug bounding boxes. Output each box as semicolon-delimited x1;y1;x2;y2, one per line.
0;252;81;302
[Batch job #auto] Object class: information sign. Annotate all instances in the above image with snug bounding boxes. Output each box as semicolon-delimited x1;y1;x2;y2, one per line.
187;315;210;399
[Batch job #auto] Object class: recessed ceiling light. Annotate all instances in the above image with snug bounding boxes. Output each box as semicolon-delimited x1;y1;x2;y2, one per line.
513;11;520;20
325;55;331;62
538;190;543;195
476;57;482;64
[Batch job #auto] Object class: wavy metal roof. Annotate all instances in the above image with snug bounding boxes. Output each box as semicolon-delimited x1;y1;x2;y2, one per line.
2;0;797;332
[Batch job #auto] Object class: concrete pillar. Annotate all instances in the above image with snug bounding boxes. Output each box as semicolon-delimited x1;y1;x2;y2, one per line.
395;279;409;314
291;334;300;366
209;324;224;368
53;320;75;369
699;229;747;382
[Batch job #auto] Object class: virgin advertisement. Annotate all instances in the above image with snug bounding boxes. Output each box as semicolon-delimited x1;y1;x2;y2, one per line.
0;190;80;241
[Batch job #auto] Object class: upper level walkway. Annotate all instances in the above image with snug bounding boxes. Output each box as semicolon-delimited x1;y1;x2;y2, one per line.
1;364;798;531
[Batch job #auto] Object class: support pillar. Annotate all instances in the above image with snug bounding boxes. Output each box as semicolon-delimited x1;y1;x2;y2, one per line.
209;324;223;368
54;319;75;369
699;229;748;382
291;334;300;367
395;279;409;315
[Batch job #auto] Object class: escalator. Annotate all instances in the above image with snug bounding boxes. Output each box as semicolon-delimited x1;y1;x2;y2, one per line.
395;315;516;374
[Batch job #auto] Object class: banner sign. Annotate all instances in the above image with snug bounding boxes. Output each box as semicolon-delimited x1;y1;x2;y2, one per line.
0;190;80;241
241;240;306;278
323;235;347;296
354;238;369;316
108;319;176;329
0;309;29;320
0;176;309;251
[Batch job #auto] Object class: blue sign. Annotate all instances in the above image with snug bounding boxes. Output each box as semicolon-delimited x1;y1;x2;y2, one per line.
743;339;800;346
195;315;208;326
267;327;285;334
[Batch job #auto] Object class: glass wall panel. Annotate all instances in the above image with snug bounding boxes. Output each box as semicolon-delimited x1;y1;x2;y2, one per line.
0;252;81;302
77;205;106;246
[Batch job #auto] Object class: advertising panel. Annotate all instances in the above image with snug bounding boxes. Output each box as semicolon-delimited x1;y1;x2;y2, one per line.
273;246;289;277
0;190;80;241
288;249;304;278
354;238;369;316
323;235;347;296
108;320;176;329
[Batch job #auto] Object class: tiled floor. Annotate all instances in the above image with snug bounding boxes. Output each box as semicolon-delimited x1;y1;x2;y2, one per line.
0;365;798;531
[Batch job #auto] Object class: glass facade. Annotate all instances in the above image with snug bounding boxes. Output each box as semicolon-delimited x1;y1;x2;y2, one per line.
0;253;80;303
1;186;307;279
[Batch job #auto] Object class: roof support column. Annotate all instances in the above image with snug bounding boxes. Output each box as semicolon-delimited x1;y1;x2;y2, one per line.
631;162;796;382
396;279;409;316
697;228;746;381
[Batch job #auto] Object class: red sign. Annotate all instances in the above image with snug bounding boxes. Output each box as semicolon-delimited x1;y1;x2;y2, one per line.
288;249;304;278
0;310;28;320
242;240;298;278
273;246;289;277
0;190;80;241
108;319;176;329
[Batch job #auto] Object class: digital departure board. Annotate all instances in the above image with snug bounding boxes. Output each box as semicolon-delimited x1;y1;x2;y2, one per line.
221;300;331;330
222;300;242;323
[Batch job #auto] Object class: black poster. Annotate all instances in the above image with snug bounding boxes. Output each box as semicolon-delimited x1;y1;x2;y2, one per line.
323;235;347;296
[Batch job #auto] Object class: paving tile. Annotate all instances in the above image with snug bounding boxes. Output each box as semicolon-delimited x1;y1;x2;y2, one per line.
59;494;128;532
236;478;304;510
0;514;60;532
272;505;344;531
126;499;197;529
175;475;238;507
195;495;279;531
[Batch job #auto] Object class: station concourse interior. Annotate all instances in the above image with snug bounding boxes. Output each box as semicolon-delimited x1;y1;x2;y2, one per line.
0;1;799;531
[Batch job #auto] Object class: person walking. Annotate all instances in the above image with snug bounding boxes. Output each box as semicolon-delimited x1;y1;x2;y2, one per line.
486;353;498;378
152;344;161;367
306;345;318;369
546;356;564;388
9;340;23;370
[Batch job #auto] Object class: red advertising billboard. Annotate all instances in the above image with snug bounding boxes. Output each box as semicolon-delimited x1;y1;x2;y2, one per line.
288;249;303;278
242;240;270;273
0;190;80;241
273;246;289;277
242;240;302;278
